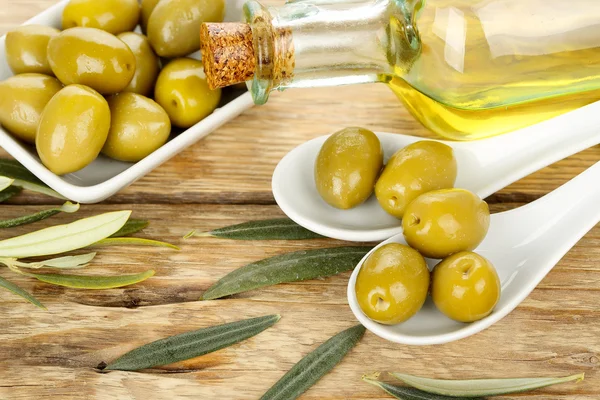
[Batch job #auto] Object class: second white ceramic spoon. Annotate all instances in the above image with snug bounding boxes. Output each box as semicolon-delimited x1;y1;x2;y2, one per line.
347;161;600;345
272;100;600;241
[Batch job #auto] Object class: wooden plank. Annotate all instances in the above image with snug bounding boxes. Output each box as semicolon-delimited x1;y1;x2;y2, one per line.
0;302;598;400
3;88;598;205
0;203;598;309
1;2;598;206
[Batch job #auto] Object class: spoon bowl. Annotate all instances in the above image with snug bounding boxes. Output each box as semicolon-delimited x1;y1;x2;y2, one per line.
273;100;600;241
347;161;600;345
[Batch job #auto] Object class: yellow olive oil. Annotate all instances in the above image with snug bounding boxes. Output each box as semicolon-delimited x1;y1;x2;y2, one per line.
388;0;600;139
389;77;600;140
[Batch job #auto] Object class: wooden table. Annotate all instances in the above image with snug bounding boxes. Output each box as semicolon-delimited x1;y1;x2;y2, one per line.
1;2;599;398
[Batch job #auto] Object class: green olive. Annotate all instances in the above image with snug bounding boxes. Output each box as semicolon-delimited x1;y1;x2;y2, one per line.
0;74;62;143
141;0;161;33
402;189;490;259
62;0;140;35
147;0;225;57
355;243;430;325
36;85;111;175
5;25;59;75
118;32;160;96
47;27;136;94
315;127;383;209
154;58;221;128
431;251;500;322
102;93;171;162
375;141;457;219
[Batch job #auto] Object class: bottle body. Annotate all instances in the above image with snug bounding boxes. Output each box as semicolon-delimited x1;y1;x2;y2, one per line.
202;0;600;140
392;0;600;139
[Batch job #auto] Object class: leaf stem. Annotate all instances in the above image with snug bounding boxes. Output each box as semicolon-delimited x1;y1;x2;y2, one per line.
93;237;179;250
184;230;212;239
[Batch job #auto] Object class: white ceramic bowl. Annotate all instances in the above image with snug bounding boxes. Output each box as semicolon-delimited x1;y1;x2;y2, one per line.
0;0;254;203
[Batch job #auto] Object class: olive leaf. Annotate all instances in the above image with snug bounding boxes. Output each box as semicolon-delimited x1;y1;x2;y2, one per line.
0;275;45;309
0;176;14;192
94;237;179;250
363;376;470;400
6;252;97;270
186;218;323;240
110;219;149;237
0;201;79;228
0;186;22;203
102;315;281;371
20;269;155;289
0;208;162;308
202;246;372;300
260;324;366;400
0;159;65;199
0;210;131;258
388;372;585;397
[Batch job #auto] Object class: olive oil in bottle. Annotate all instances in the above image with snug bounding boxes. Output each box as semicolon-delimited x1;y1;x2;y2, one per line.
200;0;600;140
389;77;600;140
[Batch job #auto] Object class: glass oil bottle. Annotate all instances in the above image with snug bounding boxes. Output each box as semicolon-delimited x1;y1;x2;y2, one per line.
200;0;600;140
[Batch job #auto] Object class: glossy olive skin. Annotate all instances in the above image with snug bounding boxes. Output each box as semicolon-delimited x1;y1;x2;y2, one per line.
356;243;430;325
141;0;161;33
36;85;111;175
62;0;140;35
118;32;160;96
102;93;171;162
375;141;457;219
431;251;500;322
47;27;136;94
315;127;383;209
154;58;221;128
0;74;62;143
147;0;225;57
403;189;490;259
5;25;59;75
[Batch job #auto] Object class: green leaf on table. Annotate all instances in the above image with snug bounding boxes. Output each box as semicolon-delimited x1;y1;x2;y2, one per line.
0;176;14;192
202;246;372;300
23;269;155;289
0;186;22;203
186;218;323;240
0;210;131;258
110;219;149;237
363;377;471;400
0;159;65;199
102;314;280;371
0;201;79;229
0;275;45;309
388;372;585;397
94;237;179;250
11;252;97;270
260;324;365;400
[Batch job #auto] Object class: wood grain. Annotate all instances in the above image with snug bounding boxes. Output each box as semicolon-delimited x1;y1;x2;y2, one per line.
1;1;599;206
1;1;599;399
3;93;598;205
0;205;598;400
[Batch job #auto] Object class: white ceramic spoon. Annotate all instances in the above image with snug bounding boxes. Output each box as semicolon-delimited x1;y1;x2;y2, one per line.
347;161;600;345
272;100;600;241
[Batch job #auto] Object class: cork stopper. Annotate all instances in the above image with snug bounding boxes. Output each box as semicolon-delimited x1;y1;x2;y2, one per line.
200;23;257;90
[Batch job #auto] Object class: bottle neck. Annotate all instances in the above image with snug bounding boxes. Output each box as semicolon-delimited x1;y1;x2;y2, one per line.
243;0;422;104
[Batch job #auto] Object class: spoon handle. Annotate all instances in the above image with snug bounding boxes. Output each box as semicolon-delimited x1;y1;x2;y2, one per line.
456;100;600;199
503;161;600;252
